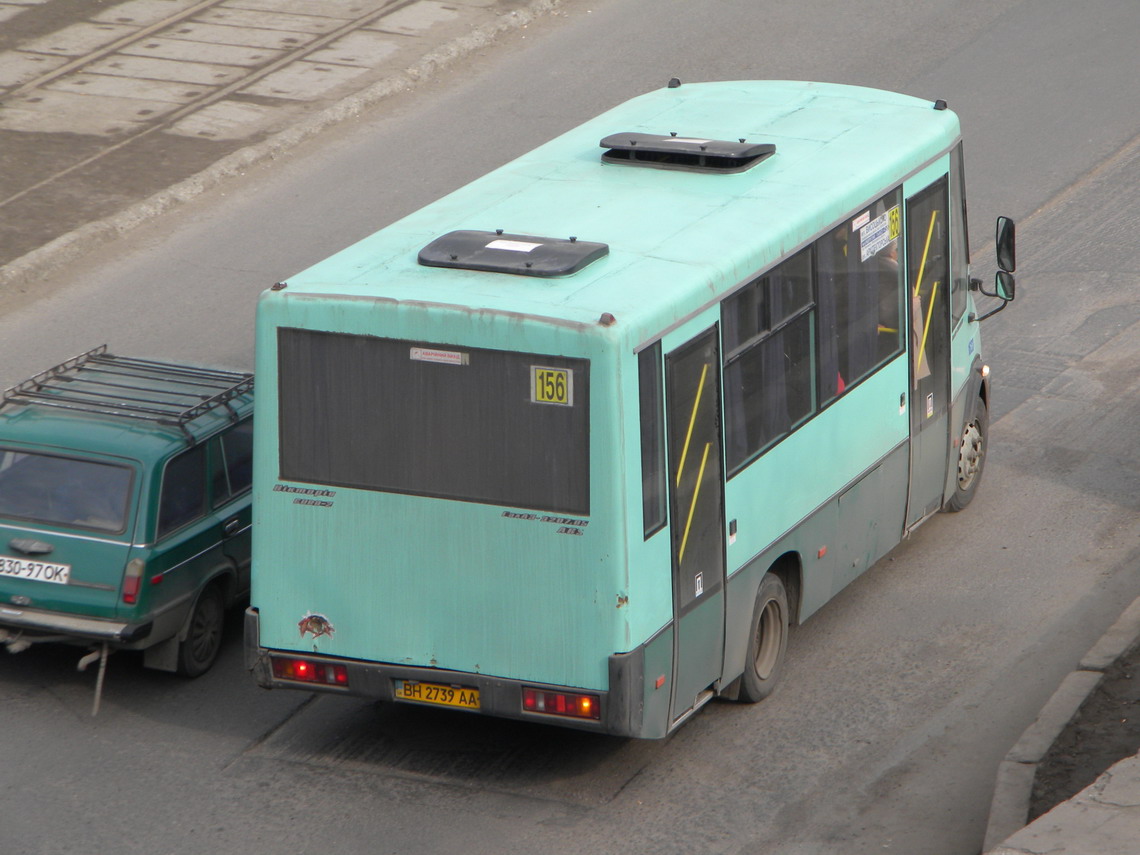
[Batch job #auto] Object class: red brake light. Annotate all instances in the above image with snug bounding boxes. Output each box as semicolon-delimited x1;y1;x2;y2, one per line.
522;687;600;720
121;558;145;604
271;656;349;687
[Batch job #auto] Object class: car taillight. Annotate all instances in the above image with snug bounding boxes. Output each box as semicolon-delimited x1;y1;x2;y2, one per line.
271;656;349;687
522;687;600;720
121;558;145;604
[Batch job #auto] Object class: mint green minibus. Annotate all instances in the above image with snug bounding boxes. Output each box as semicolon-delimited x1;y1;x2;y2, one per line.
245;80;1015;738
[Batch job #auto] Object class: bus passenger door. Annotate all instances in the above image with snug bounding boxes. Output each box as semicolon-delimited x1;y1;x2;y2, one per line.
904;174;952;529
665;327;726;721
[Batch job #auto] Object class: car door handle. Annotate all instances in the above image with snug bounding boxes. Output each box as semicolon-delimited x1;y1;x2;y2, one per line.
223;518;243;536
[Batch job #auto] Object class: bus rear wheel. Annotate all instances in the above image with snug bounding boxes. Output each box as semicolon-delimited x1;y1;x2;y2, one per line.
738;573;789;703
945;396;988;512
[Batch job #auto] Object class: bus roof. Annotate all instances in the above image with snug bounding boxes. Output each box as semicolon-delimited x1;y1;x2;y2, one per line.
281;80;961;344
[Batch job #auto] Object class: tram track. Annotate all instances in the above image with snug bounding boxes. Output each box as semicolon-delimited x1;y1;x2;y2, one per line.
0;0;416;212
2;0;230;102
0;0;550;281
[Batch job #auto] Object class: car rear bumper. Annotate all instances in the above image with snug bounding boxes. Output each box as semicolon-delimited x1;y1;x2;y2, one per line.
0;604;151;645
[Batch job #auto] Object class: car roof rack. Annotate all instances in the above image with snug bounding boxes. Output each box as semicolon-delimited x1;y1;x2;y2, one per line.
1;345;253;442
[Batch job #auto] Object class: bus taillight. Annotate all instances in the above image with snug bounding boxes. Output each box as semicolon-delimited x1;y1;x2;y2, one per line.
522;687;600;720
271;656;348;687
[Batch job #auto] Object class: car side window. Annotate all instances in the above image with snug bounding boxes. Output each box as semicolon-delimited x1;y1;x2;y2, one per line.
158;444;207;538
212;418;253;506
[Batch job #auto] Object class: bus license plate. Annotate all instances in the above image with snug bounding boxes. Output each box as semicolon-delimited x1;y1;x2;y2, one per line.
394;680;480;710
0;556;71;585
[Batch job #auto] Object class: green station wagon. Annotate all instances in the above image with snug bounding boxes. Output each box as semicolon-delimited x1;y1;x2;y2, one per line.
0;346;253;689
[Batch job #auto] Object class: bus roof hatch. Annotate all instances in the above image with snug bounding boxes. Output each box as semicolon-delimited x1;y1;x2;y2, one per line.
600;133;776;173
418;230;609;277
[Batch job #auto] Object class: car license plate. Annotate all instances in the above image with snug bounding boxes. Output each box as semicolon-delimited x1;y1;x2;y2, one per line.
0;555;71;585
394;679;480;710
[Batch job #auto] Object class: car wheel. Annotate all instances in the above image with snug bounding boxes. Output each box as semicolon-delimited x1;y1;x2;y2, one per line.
177;584;224;677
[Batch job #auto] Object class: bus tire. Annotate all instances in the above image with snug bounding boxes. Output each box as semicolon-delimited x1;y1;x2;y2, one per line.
177;583;225;677
945;395;988;512
738;573;789;703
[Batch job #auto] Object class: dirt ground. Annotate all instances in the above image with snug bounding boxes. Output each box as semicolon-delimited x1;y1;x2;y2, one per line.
1029;642;1140;820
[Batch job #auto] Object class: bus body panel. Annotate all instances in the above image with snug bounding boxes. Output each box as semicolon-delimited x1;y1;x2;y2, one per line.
281;85;960;337
253;297;630;691
723;355;910;599
721;440;910;690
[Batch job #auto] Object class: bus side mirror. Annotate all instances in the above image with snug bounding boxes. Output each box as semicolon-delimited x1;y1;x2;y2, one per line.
976;270;1015;301
971;270;1016;322
971;217;1017;321
994;270;1015;302
996;216;1016;272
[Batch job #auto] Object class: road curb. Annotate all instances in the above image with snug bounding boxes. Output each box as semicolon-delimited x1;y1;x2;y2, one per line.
0;0;564;292
981;596;1140;852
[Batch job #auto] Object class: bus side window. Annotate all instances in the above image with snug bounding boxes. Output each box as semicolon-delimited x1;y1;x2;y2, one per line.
722;248;815;473
638;342;666;538
817;188;904;408
949;142;971;327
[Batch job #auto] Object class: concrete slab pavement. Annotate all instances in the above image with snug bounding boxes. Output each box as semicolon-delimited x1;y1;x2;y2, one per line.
990;752;1140;855
984;597;1140;853
0;0;563;289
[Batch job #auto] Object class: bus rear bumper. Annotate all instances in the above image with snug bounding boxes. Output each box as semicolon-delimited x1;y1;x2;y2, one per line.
244;607;652;737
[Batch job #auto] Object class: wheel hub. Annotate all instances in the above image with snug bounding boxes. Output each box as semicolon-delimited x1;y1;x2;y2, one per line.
958;419;983;489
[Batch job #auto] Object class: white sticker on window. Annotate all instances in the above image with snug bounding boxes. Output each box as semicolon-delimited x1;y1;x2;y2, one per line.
857;206;902;263
694;572;704;597
859;209;895;261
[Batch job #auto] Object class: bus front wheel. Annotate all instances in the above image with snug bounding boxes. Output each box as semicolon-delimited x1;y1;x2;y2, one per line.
945;396;988;512
738;573;789;703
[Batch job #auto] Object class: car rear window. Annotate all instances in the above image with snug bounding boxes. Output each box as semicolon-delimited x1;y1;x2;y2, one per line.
0;448;133;533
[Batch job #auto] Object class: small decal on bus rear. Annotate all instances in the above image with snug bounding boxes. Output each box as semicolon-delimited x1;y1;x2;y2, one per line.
531;366;573;406
502;510;589;528
410;346;468;366
274;483;336;508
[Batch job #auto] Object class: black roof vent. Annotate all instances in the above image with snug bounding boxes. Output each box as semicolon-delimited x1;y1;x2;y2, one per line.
600;133;775;173
418;230;608;278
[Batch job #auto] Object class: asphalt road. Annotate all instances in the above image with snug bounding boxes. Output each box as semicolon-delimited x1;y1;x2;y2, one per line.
2;1;1140;854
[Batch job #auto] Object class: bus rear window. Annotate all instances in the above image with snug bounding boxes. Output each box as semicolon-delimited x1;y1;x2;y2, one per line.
277;329;590;515
0;449;133;533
